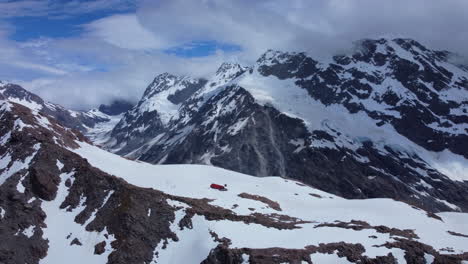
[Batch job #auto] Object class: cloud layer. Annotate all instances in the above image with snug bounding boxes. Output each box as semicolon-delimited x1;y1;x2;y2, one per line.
2;0;468;109
137;0;468;57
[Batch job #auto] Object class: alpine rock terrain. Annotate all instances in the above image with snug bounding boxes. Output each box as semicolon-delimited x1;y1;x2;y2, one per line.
0;80;132;142
102;38;468;213
1;79;468;264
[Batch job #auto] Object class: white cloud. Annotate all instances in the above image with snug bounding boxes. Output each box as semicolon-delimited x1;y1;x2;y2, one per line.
136;0;468;57
15;38;242;109
0;28;71;78
85;14;167;50
3;0;468;110
12;61;68;75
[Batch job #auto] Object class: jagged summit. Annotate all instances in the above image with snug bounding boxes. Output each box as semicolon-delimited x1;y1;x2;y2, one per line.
216;62;247;75
142;72;180;97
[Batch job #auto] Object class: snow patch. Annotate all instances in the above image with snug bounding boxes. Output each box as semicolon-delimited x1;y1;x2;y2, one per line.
0;143;40;185
0;207;5;219
56;160;64;171
21;225;35;238
0;131;11;145
151;207;216;264
8;97;43;112
424;253;435;264
310;252;353;263
40;171;116;264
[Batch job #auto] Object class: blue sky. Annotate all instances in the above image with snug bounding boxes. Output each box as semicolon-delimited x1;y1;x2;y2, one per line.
5;1;239;62
1;0;467;109
10;13;119;41
0;0;249;109
8;14;240;57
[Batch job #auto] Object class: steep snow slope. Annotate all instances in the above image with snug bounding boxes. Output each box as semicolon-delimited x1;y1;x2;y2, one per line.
103;38;468;213
75;142;468;262
1;91;468;263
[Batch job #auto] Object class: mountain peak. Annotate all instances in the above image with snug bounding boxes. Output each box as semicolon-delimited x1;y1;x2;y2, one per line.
155;72;178;79
216;62;244;74
256;49;290;64
392;37;428;51
0;82;45;110
142;73;181;98
213;62;247;83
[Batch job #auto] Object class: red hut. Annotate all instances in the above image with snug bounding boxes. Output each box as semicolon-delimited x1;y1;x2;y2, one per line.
210;183;227;191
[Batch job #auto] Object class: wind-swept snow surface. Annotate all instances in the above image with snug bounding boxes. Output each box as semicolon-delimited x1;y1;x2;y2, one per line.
74;142;468;262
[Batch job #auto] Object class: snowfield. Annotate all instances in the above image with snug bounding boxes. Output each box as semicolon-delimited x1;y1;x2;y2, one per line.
72;142;468;262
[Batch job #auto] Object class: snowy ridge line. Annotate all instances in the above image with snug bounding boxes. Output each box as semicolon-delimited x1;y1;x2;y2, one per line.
72;141;468;263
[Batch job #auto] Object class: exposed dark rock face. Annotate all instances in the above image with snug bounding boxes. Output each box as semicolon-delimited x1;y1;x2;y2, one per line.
98;100;134;116
202;241;468;264
238;193;282;211
103;39;468;213
94;241;106;255
258;38;468;159
314;220;419;239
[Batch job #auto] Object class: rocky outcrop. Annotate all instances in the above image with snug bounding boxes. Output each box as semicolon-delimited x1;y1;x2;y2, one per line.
202;241;468;264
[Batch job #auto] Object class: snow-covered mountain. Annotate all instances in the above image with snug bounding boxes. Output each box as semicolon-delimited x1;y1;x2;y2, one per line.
106;73;208;153
0;80;132;141
1;84;468;264
102;38;468;213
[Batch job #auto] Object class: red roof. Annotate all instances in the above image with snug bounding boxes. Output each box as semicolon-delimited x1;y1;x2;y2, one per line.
210;183;225;190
